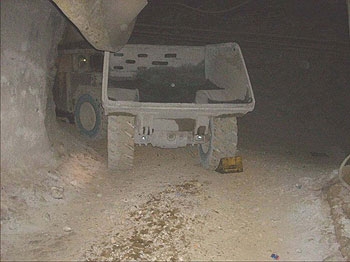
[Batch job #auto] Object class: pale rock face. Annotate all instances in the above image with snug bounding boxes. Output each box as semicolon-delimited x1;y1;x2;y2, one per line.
1;0;66;172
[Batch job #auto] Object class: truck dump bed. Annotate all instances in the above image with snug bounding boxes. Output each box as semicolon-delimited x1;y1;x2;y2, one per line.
102;42;255;119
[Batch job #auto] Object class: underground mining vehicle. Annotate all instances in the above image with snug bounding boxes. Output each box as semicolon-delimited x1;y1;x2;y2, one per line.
55;43;255;170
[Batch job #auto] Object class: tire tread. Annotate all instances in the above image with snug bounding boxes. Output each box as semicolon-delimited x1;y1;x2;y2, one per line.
108;115;135;171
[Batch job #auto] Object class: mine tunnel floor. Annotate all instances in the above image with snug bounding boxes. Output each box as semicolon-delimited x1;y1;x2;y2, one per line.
1;120;349;261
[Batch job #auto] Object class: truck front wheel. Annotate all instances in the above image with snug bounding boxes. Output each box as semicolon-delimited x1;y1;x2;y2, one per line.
199;116;238;170
108;115;135;171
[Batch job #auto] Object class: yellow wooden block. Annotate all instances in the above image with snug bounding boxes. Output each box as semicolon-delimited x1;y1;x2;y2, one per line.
216;156;243;174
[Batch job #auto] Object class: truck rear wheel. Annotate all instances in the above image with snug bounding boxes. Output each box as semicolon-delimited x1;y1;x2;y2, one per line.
74;94;102;138
199;116;238;170
108;115;135;171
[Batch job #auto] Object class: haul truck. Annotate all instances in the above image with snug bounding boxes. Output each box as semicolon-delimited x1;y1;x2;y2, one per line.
55;43;255;170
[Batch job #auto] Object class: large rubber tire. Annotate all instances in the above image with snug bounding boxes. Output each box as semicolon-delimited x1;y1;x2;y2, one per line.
74;94;102;138
108;115;135;171
199;116;238;170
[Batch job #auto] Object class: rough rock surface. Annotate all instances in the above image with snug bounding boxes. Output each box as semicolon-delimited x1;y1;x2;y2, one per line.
1;0;66;171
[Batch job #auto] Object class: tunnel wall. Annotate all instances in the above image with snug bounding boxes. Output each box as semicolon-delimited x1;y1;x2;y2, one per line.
1;0;66;172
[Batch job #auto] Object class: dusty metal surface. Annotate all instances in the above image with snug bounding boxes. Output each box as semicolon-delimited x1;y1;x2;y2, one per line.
101;43;255;118
101;43;254;154
53;0;147;51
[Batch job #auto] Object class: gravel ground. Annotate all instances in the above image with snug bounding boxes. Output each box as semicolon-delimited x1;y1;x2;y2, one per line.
1;125;348;260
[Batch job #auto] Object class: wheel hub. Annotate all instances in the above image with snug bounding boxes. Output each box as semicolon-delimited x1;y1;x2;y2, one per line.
79;102;97;131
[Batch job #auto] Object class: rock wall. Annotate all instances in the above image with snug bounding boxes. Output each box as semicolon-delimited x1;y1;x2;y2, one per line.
1;0;66;171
